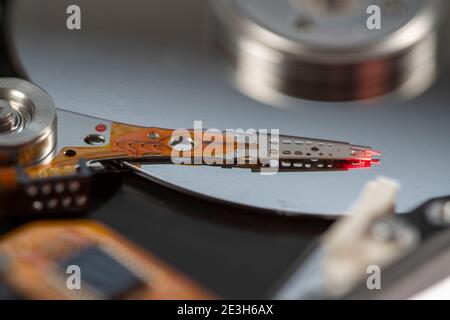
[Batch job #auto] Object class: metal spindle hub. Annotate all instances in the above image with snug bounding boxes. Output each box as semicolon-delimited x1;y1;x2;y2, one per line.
0;79;57;166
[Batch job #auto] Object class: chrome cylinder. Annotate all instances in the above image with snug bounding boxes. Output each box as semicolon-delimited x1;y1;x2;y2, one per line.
0;78;57;166
212;0;449;102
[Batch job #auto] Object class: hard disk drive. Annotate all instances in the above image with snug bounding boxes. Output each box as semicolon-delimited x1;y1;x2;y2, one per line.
0;0;450;302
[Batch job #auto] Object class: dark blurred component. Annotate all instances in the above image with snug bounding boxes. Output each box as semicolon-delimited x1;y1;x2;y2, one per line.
58;246;144;299
343;198;450;299
212;0;449;102
0;221;214;299
273;177;450;300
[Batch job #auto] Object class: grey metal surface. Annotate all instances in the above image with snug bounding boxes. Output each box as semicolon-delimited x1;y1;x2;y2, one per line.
55;110;111;151
223;0;424;47
8;0;450;215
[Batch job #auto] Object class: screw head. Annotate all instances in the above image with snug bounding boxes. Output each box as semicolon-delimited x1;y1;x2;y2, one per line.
0;100;12;117
426;201;450;226
148;132;160;140
371;219;419;248
0;100;17;132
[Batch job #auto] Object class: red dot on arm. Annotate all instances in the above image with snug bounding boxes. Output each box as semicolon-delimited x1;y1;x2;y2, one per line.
95;123;107;132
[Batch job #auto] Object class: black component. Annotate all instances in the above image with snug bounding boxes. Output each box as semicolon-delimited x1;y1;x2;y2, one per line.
59;246;144;299
2;159;93;219
402;196;450;238
1;159;124;220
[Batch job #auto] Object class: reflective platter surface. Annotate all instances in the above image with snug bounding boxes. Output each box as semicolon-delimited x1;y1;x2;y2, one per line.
8;0;450;216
